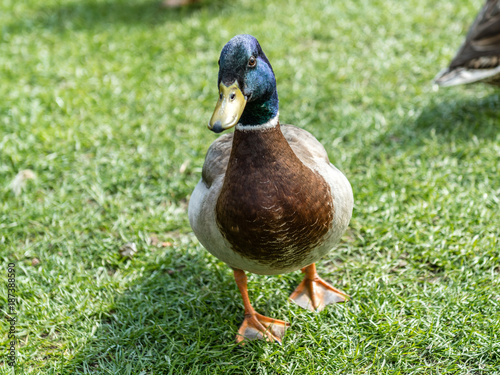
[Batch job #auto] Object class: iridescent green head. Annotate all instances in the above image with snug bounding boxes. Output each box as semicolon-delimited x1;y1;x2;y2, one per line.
209;35;279;133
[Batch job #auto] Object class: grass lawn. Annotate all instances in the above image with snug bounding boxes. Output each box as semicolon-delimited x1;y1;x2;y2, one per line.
1;0;499;373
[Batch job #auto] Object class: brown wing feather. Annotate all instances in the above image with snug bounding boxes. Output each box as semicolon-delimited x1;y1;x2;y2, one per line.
450;0;500;69
201;132;233;188
280;124;330;167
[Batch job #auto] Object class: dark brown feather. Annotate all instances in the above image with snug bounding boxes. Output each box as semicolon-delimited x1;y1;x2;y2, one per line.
449;0;500;70
215;124;334;270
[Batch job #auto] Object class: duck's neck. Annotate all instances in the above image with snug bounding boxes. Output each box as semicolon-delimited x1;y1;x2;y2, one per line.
237;91;279;128
231;115;298;167
235;112;280;133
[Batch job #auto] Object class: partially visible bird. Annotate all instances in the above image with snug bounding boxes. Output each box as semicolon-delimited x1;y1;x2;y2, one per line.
161;0;199;8
188;34;353;344
434;0;500;87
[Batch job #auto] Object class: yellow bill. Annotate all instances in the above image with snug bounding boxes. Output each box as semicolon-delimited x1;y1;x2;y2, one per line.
208;81;247;133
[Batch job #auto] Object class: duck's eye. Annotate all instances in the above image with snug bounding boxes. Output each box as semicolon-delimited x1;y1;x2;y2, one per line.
248;56;257;68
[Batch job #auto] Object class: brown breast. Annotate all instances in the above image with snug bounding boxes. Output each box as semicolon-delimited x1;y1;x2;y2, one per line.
215;124;334;270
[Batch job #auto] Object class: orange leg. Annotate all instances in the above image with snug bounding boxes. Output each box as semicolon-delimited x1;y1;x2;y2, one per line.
233;269;289;344
289;263;348;311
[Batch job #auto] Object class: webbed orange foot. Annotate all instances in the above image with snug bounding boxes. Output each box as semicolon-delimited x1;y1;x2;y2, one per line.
236;312;289;344
290;263;348;311
233;268;290;344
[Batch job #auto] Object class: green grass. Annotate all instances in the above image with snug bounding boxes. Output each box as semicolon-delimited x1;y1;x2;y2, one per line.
1;0;499;373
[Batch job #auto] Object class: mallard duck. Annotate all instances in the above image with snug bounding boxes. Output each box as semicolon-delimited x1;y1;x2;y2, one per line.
188;34;354;344
434;0;500;86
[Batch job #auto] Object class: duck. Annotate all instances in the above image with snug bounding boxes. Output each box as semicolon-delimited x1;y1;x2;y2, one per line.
434;0;500;87
188;34;354;344
161;0;199;8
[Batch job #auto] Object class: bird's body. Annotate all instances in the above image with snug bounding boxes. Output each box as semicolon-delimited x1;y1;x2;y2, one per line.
188;34;353;343
189;122;353;276
434;0;500;86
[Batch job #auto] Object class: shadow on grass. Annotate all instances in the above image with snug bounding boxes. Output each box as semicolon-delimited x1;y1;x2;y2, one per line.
365;91;500;155
7;0;225;33
68;251;234;372
58;239;295;373
411;91;500;141
348;91;500;169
